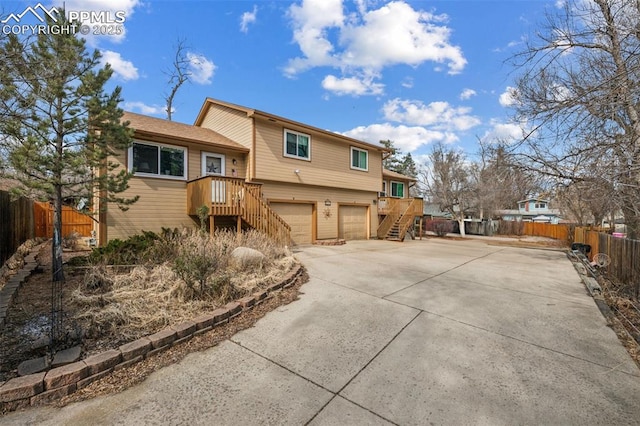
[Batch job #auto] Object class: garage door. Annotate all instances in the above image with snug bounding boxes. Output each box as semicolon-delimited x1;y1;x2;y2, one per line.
270;203;313;245
339;205;368;240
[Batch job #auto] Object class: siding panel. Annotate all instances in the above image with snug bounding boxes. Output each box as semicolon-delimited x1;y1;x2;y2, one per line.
254;119;382;192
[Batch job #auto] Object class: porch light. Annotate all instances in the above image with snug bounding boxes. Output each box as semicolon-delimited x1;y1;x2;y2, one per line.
324;199;331;206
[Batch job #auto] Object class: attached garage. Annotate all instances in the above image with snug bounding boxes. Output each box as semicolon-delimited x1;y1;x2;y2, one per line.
270;202;314;245
338;205;369;240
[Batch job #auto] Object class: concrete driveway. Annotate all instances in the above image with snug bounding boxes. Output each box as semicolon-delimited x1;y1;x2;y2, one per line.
3;238;640;425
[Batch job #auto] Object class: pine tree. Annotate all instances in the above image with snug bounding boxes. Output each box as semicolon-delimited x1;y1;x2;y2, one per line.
380;139;403;172
0;14;137;282
400;153;418;178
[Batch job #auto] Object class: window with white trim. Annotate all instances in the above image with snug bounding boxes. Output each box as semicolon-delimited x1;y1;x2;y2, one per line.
284;129;310;160
128;141;187;180
350;147;368;171
391;181;405;198
535;202;547;209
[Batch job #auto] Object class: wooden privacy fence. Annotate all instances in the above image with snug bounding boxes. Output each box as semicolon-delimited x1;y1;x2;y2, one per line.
34;202;93;239
574;227;640;299
522;222;571;242
0;191;35;265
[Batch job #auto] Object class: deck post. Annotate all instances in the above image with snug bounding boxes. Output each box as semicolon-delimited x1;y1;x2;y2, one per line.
209;215;215;236
419;217;423;240
237;215;242;235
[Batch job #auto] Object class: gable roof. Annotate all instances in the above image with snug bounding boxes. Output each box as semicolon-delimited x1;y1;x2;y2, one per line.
194;98;387;152
383;169;417;182
123;111;248;152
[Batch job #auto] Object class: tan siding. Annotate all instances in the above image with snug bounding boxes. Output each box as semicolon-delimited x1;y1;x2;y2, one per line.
105;138;247;242
107;177;195;240
253;119;383;192
262;181;378;240
199;105;253;149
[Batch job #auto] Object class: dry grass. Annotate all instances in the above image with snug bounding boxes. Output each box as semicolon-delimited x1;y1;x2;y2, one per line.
68;229;296;352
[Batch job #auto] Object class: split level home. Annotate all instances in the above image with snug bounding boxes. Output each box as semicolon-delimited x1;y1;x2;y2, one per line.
95;98;423;246
496;197;562;224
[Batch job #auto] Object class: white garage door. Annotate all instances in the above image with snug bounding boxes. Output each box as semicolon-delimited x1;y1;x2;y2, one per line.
339;205;368;240
270;202;313;245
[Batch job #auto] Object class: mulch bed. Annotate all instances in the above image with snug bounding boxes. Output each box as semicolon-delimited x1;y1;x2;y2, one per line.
0;241;306;396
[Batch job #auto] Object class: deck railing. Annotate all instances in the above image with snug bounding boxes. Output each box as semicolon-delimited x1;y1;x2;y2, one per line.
377;197;423;239
187;176;291;245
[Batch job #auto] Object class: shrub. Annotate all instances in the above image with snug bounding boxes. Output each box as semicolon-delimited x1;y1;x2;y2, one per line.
425;220;454;237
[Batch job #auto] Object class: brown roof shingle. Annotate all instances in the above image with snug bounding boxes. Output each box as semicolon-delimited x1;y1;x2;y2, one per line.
122;111;248;152
383;169;416;181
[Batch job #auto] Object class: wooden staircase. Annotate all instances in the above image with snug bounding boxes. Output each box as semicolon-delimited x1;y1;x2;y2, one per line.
187;176;291;246
377;197;423;241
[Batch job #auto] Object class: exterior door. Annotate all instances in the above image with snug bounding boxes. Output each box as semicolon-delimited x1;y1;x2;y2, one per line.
202;152;226;203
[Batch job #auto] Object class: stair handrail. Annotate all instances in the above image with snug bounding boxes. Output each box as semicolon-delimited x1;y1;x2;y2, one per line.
377;198;410;238
240;183;291;246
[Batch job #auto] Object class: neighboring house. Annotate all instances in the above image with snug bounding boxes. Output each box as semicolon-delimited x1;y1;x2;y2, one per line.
496;197;562;224
97;99;422;245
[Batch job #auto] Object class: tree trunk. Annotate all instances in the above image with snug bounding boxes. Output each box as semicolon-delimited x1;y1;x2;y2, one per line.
458;218;466;237
622;206;639;240
52;186;64;282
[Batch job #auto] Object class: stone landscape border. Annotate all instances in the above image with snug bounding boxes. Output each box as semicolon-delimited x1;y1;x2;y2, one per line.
0;261;304;413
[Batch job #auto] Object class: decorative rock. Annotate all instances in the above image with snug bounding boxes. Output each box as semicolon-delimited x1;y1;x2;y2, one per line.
83;350;121;376
44;361;88;390
18;357;49;376
0;372;46;402
230;247;266;269
51;346;82;368
119;337;152;361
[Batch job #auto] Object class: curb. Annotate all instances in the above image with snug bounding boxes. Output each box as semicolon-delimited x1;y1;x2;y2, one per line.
0;263;305;412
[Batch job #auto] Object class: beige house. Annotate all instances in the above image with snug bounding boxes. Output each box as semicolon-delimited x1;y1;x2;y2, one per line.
97;98;422;245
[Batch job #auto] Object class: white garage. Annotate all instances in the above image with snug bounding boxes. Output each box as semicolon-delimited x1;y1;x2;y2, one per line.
270;202;314;245
338;205;369;240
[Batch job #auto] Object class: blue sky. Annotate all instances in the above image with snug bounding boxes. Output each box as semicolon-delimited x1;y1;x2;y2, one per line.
3;0;558;161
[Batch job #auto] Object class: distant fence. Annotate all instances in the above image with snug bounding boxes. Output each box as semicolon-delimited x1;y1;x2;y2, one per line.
496;220;572;244
34;202;93;239
0;191;35;265
574;227;640;299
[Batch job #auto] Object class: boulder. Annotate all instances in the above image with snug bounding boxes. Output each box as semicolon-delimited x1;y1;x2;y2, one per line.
230;247;265;269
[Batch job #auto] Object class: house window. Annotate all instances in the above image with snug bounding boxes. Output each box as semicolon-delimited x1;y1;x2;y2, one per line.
129;141;187;180
351;147;368;171
201;152;225;176
391;181;404;198
535;202;547;209
284;129;310;160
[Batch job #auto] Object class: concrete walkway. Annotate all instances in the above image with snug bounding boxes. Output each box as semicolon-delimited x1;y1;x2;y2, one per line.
3;239;640;425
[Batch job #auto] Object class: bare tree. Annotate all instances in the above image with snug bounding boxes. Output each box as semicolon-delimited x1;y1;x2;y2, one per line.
422;143;474;237
164;38;191;121
509;0;640;238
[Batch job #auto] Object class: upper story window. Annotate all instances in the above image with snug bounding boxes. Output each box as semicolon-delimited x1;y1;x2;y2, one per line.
351;147;368;171
284;129;310;161
391;181;405;198
535;202;547;209
128;141;187;180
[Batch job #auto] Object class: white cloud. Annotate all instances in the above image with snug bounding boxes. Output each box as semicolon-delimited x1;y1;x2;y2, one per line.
240;5;258;33
322;74;384;96
401;77;414;88
382;98;481;131
459;88;476;100
481;119;526;144
122;101;167;116
285;0;466;94
499;86;518;107
53;0;142;45
186;52;216;84
343;123;456;153
100;50;138;80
